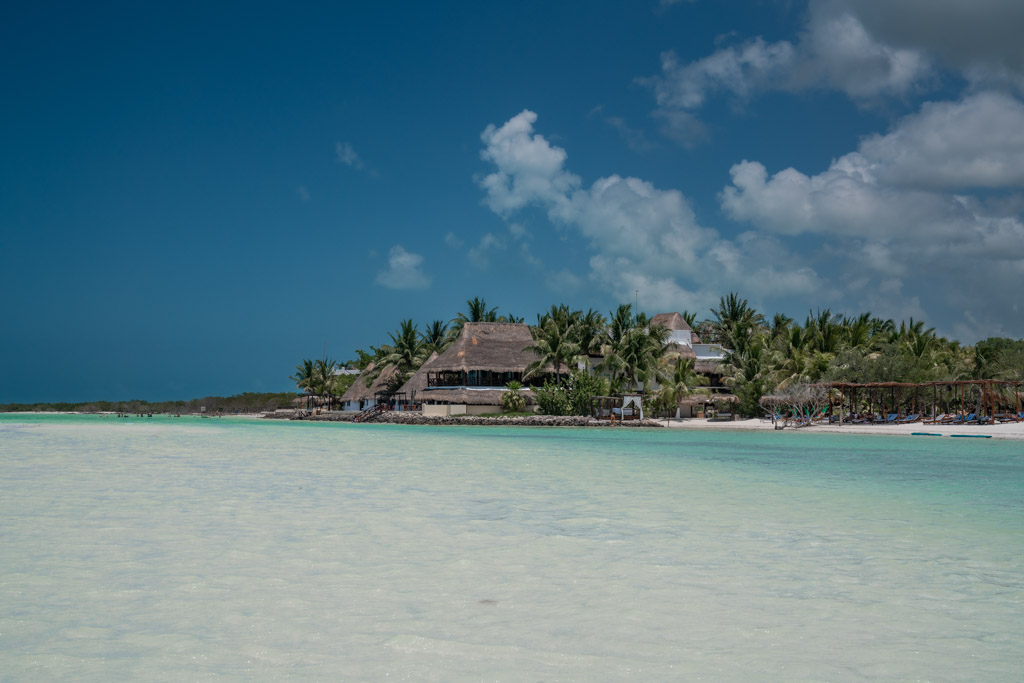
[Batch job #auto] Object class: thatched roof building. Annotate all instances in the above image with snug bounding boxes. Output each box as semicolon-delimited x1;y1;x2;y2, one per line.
430;322;539;374
651;311;702;345
339;361;400;405
651;312;692;332
397;352;439;402
419;322;540;406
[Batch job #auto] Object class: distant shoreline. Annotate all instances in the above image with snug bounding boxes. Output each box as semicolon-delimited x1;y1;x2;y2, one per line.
4;411;1022;441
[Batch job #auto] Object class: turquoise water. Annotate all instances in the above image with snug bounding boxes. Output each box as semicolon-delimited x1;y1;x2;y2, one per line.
1;414;1022;679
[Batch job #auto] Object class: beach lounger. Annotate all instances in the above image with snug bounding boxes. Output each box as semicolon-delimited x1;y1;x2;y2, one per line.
897;414;921;424
923;413;948;424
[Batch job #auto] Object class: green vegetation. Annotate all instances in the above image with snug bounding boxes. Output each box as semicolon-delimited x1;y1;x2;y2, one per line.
0;392;298;414
501;381;527;413
290;293;1024;420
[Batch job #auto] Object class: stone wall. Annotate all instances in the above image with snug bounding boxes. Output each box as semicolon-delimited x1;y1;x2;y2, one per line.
265;411;665;428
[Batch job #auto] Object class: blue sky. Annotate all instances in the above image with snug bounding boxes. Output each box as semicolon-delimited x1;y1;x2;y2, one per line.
3;0;1024;402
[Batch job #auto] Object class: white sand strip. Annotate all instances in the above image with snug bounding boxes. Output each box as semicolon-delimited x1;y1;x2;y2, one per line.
662;417;1024;441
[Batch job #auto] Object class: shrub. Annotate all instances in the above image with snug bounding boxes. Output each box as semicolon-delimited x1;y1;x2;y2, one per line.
534;380;572;415
501;381;527;413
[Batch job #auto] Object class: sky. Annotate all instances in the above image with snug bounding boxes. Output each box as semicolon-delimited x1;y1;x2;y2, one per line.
3;0;1024;402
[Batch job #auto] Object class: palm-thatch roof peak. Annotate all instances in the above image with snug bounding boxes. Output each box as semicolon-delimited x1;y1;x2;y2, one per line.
339;361;400;402
429;322;538;373
651;312;693;332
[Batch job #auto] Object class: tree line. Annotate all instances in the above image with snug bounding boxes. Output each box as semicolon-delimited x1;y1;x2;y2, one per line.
1;392;299;414
294;294;1024;418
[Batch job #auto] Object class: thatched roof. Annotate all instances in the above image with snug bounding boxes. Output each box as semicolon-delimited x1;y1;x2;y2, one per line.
429;322;539;373
339;362;400;402
695;360;723;374
421;388;535;406
664;342;697;359
397;352;439;400
651;312;693;332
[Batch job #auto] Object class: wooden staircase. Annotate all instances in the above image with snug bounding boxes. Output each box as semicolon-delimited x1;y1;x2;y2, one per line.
354;403;388;423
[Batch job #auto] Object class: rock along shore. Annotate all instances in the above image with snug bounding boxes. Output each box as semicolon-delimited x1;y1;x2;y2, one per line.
262;410;665;428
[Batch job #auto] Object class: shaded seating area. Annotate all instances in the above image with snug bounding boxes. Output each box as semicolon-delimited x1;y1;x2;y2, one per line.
811;380;1024;426
590;394;644;422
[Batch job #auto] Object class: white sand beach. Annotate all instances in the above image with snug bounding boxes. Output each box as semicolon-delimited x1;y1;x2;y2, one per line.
664;416;1024;440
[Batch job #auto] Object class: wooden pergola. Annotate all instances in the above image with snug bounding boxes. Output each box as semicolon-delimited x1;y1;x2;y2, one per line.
810;380;1023;425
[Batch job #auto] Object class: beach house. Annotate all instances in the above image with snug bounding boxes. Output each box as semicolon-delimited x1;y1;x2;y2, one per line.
417;322;541;416
338;362;401;412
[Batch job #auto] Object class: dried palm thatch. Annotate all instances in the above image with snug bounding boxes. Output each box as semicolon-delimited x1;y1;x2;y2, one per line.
429;322;540;373
650;312;693;332
397;352;439;401
339;362;401;403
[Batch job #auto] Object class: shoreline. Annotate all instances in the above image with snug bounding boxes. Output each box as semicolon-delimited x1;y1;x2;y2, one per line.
5;411;1023;440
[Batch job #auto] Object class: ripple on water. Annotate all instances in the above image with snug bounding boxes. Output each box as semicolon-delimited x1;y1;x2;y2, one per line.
0;415;1022;679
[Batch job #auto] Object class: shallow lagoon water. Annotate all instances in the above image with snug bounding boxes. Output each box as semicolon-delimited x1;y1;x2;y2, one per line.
1;415;1022;680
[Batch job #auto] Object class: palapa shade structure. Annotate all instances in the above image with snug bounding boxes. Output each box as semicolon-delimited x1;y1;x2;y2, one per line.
339;361;401;408
420;322;541;405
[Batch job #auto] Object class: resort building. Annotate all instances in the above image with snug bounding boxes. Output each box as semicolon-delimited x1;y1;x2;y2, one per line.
651;311;734;417
418;322;541;416
396;351;439;409
339;362;400;412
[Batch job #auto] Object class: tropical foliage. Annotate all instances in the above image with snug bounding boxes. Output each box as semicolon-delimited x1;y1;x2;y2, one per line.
288;292;1024;418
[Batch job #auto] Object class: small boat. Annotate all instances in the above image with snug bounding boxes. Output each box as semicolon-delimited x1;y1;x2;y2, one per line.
911;432;942;437
950;434;992;438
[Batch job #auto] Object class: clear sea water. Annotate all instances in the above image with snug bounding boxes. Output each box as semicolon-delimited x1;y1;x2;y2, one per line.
1;414;1022;680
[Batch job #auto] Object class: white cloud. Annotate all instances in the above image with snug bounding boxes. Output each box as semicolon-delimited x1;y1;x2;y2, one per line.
842;0;1024;90
478;110;580;215
642;2;932;141
336;141;364;169
478;110;825;314
859;91;1024;189
375;245;431;290
719;92;1024;338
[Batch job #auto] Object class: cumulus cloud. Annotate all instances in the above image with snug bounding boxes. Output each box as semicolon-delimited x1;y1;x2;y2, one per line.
478;110;826;313
859;91;1024;189
843;0;1024;90
720;92;1024;338
375;245;431;290
644;0;1024;143
642;4;931;141
336;141;364;169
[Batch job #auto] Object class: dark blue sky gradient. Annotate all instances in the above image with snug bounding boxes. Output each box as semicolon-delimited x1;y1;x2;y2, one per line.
2;1;1018;402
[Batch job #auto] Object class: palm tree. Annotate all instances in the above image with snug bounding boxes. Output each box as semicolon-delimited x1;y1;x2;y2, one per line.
422;320;450;355
313;357;339;408
290;359;315;394
572;308;607;360
450;297;499;334
712;292;766;354
524;316;582;384
501;381;527;412
376;319;427;384
618;322;670;392
657;356;708;418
